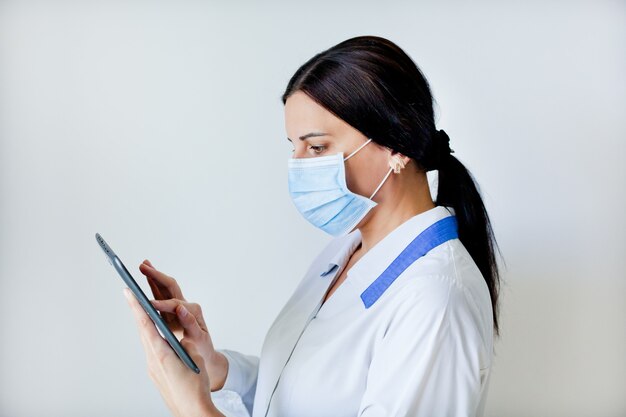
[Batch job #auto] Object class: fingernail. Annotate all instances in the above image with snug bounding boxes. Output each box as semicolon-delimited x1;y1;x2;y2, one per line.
178;305;188;318
123;288;131;300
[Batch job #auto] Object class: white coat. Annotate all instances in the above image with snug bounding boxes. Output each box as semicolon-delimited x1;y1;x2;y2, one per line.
210;205;494;417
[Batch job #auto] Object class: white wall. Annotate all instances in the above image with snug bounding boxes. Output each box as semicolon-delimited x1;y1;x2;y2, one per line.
1;2;624;416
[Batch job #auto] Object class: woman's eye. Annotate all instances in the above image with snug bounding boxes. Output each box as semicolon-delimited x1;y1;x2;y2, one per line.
309;145;326;154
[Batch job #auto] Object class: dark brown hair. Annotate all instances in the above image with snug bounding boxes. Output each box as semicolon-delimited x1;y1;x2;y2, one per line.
281;35;503;338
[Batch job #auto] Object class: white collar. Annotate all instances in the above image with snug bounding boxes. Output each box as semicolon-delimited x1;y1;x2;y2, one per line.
319;205;456;301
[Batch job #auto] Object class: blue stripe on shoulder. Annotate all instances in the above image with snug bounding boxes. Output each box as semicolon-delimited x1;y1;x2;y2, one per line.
360;215;458;309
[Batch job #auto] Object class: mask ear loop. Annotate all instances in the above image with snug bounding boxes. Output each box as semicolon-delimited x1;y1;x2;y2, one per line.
369;167;394;200
344;138;373;161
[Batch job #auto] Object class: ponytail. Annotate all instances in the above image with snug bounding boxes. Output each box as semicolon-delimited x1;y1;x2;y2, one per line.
436;146;503;338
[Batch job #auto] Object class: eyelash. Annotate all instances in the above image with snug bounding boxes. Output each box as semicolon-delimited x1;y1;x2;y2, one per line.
309;145;326;154
288;143;327;155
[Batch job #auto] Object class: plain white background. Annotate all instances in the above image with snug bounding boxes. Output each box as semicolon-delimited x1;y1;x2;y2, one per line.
1;1;624;416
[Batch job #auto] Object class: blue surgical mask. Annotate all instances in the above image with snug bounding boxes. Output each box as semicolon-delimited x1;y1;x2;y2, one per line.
287;138;394;237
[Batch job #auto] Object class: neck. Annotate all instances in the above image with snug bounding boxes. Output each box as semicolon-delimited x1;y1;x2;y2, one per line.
357;170;435;253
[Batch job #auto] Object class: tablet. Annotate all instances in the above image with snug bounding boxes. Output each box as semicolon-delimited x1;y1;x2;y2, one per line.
96;233;200;374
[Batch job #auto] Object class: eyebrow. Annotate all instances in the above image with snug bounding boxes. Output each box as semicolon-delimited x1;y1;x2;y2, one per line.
286;131;328;142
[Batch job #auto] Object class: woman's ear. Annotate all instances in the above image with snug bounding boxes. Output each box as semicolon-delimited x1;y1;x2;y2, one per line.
388;151;410;174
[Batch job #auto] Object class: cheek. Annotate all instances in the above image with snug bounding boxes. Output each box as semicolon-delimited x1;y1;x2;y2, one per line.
345;156;389;196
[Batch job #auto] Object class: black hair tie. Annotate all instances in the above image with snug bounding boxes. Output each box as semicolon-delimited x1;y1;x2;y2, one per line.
426;129;454;171
437;129;455;156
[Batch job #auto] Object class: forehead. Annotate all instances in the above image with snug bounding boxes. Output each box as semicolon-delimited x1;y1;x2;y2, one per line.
284;91;343;134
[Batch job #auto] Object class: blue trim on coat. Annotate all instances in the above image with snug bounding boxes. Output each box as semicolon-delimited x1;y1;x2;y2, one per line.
360;215;459;309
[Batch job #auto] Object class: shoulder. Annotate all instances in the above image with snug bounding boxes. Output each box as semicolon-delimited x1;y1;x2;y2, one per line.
383;239;493;343
378;272;492;364
399;238;490;307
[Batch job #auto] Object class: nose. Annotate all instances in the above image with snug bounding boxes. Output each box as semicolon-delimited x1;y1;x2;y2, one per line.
291;146;309;159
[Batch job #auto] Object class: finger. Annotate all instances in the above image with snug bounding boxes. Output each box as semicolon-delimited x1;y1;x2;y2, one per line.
141;260;164;299
146;275;165;300
123;288;150;349
138;263;185;300
175;304;204;339
139;264;173;299
151;299;208;331
124;288;167;350
149;298;185;314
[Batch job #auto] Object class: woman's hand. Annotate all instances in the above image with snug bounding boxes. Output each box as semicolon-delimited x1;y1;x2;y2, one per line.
124;287;223;417
137;260;229;392
139;259;187;339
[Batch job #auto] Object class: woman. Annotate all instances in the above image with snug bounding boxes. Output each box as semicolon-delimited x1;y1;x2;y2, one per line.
124;35;502;417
